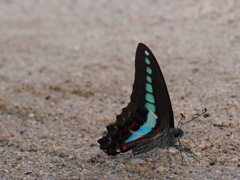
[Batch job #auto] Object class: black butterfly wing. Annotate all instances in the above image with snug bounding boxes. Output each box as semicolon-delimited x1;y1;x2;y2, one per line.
98;43;174;155
98;103;152;155
131;43;174;129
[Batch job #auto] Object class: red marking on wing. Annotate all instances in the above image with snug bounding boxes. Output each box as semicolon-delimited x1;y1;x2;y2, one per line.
122;145;127;151
129;122;139;129
154;123;163;132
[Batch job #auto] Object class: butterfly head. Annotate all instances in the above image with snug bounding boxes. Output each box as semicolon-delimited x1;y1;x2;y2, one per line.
173;128;184;139
165;128;184;147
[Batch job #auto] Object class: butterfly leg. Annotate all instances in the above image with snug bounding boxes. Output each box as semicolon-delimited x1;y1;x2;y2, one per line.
177;140;192;165
174;143;199;162
132;140;158;155
184;152;199;162
177;140;185;165
165;139;174;164
182;147;199;162
166;146;173;164
182;137;200;162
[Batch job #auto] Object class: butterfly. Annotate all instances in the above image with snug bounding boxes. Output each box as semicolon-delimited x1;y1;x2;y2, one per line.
98;43;184;155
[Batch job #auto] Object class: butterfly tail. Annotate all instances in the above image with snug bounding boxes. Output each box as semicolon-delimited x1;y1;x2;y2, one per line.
98;104;149;155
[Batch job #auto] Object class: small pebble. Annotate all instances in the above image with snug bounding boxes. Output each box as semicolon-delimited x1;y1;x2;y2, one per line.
139;167;146;174
15;164;22;170
203;113;210;118
169;148;178;156
68;155;75;160
230;158;239;162
45;95;51;100
210;161;215;166
129;158;145;165
25;171;33;175
16;157;22;161
37;171;44;177
90;143;97;147
28;113;34;118
19;130;26;134
157;166;166;174
199;144;210;150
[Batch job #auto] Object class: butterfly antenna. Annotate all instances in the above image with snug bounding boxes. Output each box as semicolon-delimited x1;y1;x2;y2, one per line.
179;108;207;128
177;113;186;129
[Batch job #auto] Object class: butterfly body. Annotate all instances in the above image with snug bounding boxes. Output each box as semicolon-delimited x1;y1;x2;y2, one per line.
98;43;183;155
132;128;183;155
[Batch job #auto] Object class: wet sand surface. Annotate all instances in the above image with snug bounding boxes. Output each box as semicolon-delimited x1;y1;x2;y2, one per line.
0;1;239;179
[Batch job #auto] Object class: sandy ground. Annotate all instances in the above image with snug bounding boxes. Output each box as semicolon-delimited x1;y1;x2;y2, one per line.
0;0;239;179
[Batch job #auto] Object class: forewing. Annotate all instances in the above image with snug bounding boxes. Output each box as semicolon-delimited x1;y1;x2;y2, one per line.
131;43;174;129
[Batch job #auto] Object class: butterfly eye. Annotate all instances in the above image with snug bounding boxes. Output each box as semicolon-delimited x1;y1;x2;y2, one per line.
173;130;180;138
